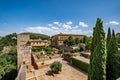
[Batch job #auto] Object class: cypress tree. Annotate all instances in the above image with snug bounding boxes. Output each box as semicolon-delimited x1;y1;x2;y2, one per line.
106;27;111;48
106;29;118;80
88;18;106;80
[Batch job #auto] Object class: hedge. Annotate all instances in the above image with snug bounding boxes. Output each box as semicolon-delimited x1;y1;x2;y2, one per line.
71;57;89;73
118;44;120;48
80;53;89;58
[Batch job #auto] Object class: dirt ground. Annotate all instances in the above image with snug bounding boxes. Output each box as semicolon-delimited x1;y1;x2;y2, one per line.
26;58;88;80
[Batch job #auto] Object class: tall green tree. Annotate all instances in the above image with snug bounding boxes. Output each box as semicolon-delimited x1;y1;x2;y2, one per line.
106;30;119;80
88;18;106;80
106;27;111;48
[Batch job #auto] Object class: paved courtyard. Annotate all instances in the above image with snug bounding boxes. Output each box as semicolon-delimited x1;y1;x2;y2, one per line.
26;57;88;80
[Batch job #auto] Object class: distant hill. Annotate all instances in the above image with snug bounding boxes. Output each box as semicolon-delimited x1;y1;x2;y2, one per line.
0;33;17;51
20;32;50;40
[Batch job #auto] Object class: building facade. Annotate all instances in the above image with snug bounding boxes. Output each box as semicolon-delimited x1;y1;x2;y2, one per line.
51;33;85;45
28;40;50;47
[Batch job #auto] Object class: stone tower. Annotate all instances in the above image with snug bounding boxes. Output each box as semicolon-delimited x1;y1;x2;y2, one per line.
17;34;31;69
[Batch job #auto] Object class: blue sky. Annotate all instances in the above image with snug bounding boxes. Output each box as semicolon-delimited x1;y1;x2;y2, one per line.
0;0;120;36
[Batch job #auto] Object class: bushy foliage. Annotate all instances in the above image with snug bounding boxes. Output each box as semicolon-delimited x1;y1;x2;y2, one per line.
50;61;62;73
64;36;75;46
73;48;79;53
75;38;80;44
0;33;17;50
85;36;92;50
0;49;17;80
32;46;53;54
50;41;56;47
0;46;3;51
71;57;89;72
118;44;120;48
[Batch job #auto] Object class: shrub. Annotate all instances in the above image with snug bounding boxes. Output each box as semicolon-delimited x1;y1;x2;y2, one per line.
50;61;62;73
80;53;89;58
73;48;79;53
62;53;72;62
59;49;64;54
71;57;89;72
118;44;120;48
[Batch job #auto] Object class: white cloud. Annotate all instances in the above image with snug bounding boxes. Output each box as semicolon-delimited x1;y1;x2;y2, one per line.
51;27;59;30
106;21;119;25
53;21;59;25
48;24;53;26
25;26;92;36
25;26;59;36
73;25;79;29
62;24;72;29
79;22;88;27
24;21;92;36
66;21;72;25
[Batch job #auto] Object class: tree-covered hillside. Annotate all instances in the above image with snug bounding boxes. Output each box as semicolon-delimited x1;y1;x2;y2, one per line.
20;32;50;40
0;33;17;51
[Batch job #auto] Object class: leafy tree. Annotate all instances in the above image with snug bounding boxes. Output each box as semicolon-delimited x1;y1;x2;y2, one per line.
75;38;80;44
106;27;111;48
88;18;106;80
67;36;75;46
106;30;119;80
63;36;75;46
50;61;62;73
0;46;3;51
85;36;92;50
44;47;52;54
50;41;56;47
82;36;87;43
0;49;17;80
63;39;68;45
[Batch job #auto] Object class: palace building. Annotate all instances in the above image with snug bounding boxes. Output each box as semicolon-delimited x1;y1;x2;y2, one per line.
51;33;85;45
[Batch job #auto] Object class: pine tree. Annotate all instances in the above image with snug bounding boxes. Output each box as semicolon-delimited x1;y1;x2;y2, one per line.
106;30;118;80
106;27;111;48
88;18;106;80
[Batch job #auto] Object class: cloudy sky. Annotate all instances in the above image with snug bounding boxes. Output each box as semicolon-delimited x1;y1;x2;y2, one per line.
0;0;120;36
